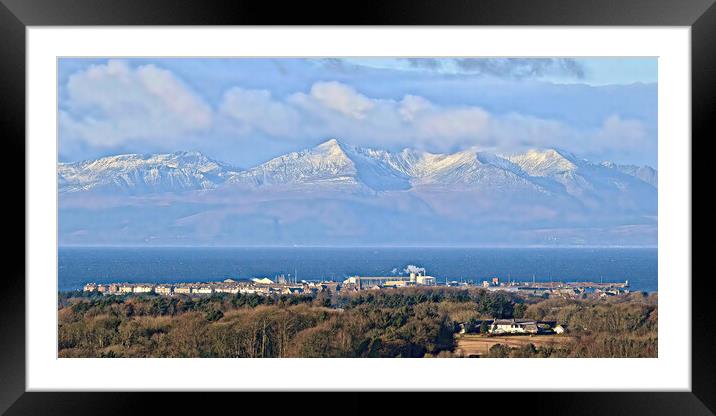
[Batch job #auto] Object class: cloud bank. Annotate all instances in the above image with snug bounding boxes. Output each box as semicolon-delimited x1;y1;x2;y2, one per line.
59;59;653;166
60;60;212;151
402;58;586;79
217;80;649;158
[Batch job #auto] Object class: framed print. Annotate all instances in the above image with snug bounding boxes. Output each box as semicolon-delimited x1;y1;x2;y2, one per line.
2;0;714;414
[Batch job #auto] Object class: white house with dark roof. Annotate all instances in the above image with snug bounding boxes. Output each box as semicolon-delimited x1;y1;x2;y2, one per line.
489;319;540;335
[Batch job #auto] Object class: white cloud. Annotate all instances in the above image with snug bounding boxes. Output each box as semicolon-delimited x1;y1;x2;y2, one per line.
221;81;497;151
61;60;212;149
224;80;642;156
61;64;653;165
220;87;300;137
595;115;649;150
308;81;375;119
414;107;490;140
398;95;433;121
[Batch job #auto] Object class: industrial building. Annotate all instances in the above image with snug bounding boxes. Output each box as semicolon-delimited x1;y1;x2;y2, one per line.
342;271;436;290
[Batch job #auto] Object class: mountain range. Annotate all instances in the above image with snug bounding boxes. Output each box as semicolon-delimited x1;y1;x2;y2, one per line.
58;139;657;246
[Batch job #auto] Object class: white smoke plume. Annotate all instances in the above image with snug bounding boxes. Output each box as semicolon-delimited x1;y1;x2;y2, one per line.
404;265;426;275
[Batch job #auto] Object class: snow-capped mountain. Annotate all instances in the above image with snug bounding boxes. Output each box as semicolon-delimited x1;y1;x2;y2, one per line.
59;140;657;196
58;151;240;194
508;148;578;177
228;139;370;189
601;162;658;187
58;140;658;246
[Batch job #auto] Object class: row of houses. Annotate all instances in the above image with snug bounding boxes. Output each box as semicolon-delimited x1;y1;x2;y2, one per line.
82;278;336;297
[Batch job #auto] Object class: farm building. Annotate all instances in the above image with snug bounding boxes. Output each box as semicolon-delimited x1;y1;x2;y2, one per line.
489;319;539;334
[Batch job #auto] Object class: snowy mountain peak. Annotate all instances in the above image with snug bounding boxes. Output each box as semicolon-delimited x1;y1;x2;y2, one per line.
59;141;657;197
59;141;658;246
509;148;578;177
313;138;353;161
58;151;236;194
601;161;658;187
227;138;359;188
316;138;343;149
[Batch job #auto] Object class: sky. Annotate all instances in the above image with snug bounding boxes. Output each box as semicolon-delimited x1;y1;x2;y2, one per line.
58;57;658;168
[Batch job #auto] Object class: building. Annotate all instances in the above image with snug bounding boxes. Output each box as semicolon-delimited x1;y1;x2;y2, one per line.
215;286;239;294
154;285;173;295
489;319;540;335
343;271;437;290
342;277;359;285
415;274;436;286
133;285;154;293
174;286;192;295
119;285;134;294
251;277;274;285
192;286;213;295
281;287;304;295
83;283;97;292
383;280;409;288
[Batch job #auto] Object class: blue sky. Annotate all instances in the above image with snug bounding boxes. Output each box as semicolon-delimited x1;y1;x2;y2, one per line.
58;57;658;168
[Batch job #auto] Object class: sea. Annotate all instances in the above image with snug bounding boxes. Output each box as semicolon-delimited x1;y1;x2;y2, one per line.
57;246;658;292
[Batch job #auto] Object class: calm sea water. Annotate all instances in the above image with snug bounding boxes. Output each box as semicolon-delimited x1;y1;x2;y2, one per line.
57;247;658;292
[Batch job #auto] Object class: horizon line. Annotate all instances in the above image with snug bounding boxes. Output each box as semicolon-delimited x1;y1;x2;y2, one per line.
58;244;658;249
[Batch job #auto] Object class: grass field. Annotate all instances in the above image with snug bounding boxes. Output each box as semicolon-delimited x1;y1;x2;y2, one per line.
456;334;576;357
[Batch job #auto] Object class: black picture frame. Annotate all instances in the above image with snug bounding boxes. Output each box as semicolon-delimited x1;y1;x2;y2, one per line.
1;0;713;413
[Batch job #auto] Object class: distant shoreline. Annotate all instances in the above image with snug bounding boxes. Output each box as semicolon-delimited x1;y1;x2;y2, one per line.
58;245;659;249
58;246;658;293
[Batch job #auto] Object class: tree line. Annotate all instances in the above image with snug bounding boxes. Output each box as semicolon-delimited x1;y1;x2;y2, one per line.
58;287;656;358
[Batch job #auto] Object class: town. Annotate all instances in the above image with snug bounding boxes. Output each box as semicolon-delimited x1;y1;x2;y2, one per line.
82;270;631;300
67;269;656;358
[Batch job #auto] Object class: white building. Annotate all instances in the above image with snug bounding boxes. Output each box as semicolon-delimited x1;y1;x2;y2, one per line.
133;285;154;293
192;286;213;295
174;286;192;294
343;271;436;290
251;277;274;285
154;285;173;295
416;275;436;286
489;319;539;335
215;286;239;294
119;285;134;294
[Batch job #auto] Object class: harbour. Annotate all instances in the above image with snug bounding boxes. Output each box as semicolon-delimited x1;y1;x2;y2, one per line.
81;272;633;300
60;246;658;292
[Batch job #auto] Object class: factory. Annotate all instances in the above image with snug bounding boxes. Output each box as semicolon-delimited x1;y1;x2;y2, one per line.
342;271;436;290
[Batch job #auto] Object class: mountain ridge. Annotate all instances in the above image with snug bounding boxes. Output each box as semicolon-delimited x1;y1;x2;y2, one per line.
58;139;657;195
58;139;657;246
